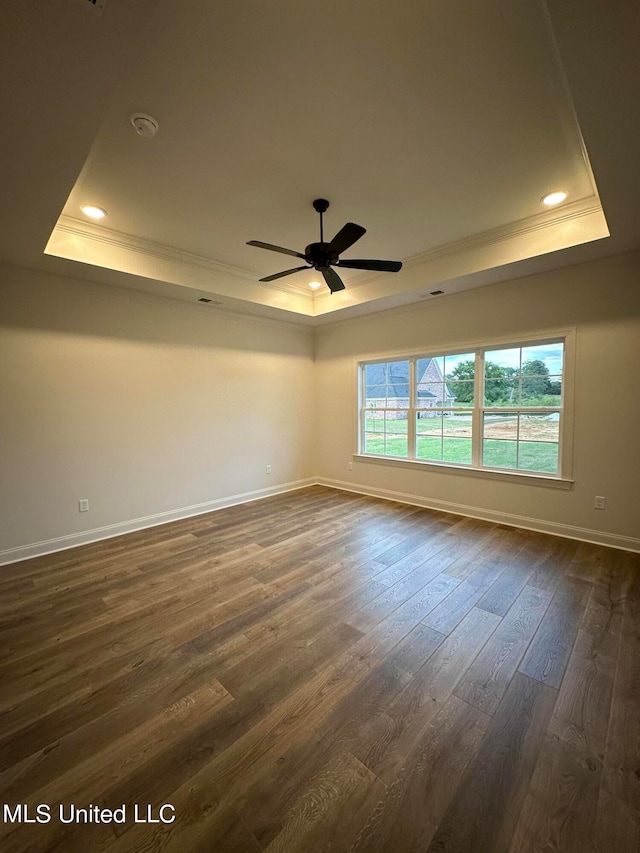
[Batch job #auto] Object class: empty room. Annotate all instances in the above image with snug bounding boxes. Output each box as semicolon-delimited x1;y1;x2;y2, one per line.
1;1;639;851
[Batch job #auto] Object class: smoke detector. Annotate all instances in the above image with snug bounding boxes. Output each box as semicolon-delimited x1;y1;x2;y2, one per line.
131;113;159;138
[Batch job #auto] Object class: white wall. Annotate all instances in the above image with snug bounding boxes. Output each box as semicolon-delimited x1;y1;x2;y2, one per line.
2;252;639;562
0;267;315;560
314;251;640;550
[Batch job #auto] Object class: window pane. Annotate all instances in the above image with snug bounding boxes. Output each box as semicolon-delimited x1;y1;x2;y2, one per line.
417;434;443;461
417;356;444;380
364;432;384;454
485;347;521;372
521;342;564;377
417;354;445;411
517;441;558;474
365;363;386;385
483;413;517;468
483;413;517;440
444;354;475;406
391;383;410;408
443;411;473;438
546;375;562;402
521;374;563;406
365;384;387;406
448;380;474;406
521;363;551;403
518;414;560;471
384;411;408;457
365;360;409;408
518;413;559;443
364;408;385;454
444;352;475;374
364;411;408;457
387;361;410;384
417;413;442;436
364;410;385;432
417;413;442;461
484;377;518;405
483;439;517;469
418;381;444;408
416;353;474;409
443;437;472;464
484;347;520;405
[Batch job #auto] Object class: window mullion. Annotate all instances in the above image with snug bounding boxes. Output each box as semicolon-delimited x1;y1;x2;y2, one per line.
408;358;416;459
472;350;483;467
359;364;364;453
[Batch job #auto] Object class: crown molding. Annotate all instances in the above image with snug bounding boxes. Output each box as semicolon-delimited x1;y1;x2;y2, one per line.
314;194;605;302
405;195;603;270
51;193;606;316
54;216;313;300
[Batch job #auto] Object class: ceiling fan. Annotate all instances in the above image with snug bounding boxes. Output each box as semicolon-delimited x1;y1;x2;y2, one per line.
247;199;402;293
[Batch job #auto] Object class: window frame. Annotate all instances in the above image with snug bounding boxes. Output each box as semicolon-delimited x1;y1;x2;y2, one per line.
356;330;575;486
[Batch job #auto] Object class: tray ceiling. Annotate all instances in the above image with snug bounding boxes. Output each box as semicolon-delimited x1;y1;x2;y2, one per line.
4;0;639;323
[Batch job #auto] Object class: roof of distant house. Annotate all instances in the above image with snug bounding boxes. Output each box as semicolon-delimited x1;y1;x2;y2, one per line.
364;358;455;400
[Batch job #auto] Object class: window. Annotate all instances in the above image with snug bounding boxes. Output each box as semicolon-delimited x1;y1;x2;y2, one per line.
359;336;569;479
363;360;410;458
481;341;563;474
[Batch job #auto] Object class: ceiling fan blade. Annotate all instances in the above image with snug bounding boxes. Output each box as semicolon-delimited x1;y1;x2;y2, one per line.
328;222;366;255
259;266;309;282
337;259;403;272
247;240;307;260
321;266;346;293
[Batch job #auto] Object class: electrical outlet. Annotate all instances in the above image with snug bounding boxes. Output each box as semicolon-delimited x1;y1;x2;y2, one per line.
78;499;89;512
348;461;353;471
266;465;271;474
594;496;606;510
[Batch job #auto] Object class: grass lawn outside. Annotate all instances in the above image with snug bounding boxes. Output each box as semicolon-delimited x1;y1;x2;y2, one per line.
364;414;558;474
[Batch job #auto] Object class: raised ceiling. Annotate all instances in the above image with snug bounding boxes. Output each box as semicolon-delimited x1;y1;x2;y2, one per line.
2;1;639;324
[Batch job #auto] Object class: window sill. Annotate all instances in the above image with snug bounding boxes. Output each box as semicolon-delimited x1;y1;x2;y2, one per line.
353;454;574;490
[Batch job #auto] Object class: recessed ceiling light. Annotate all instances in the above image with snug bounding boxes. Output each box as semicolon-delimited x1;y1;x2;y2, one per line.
308;281;322;290
541;191;568;207
81;205;107;220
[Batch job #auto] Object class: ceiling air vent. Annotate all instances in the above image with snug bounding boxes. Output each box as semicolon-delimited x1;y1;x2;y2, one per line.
197;298;223;306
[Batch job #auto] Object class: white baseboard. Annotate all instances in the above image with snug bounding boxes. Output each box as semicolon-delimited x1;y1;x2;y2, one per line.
3;474;638;566
0;478;316;566
317;477;640;554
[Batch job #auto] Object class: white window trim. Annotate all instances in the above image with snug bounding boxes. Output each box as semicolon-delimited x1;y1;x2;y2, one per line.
355;328;576;487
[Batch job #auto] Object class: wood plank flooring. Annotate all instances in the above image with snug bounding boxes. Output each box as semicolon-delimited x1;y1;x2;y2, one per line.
1;486;638;852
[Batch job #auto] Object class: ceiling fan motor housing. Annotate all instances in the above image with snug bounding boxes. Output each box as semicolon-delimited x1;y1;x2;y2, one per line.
305;242;338;268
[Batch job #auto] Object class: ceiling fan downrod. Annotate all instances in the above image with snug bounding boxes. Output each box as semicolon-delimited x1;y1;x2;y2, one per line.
313;198;329;243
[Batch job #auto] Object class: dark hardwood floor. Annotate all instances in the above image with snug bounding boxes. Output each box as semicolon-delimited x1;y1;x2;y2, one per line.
1;486;638;852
